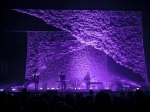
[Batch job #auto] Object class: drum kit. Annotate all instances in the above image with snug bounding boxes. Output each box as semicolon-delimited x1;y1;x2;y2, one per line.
109;79;129;91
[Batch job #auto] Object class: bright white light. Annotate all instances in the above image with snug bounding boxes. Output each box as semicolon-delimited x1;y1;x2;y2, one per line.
78;88;80;89
0;89;4;91
51;88;55;89
75;88;76;89
12;89;15;91
40;88;42;90
47;88;49;90
136;88;139;90
105;87;109;89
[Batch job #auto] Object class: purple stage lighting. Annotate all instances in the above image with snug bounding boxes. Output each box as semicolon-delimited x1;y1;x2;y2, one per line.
26;31;108;88
13;9;148;83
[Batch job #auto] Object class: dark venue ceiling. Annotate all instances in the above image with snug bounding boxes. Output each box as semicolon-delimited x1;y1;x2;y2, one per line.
0;0;150;88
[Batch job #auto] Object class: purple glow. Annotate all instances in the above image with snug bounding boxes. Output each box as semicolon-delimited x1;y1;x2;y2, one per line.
125;80;141;87
26;31;108;89
13;9;147;83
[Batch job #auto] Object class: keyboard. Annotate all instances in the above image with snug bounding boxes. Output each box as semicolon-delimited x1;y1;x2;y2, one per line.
56;80;69;82
90;82;103;84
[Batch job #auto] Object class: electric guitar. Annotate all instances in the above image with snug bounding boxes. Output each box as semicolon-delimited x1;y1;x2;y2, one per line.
84;76;95;83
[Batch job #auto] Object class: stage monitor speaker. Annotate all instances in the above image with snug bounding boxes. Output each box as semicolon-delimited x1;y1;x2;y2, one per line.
100;89;112;95
46;90;58;97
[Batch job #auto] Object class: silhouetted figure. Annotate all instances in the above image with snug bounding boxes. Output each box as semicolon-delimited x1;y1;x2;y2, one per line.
59;72;66;91
12;103;23;112
55;105;76;112
65;94;75;107
54;101;66;111
24;79;28;89
19;88;29;108
120;91;127;101
112;96;125;112
133;90;146;112
89;90;94;98
31;99;49;112
85;101;96;112
0;92;7;112
33;70;39;90
84;72;91;90
95;92;112;112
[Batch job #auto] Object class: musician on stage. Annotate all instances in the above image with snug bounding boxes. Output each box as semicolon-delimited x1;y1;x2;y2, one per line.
59;72;66;91
24;79;28;89
33;69;39;90
84;72;91;90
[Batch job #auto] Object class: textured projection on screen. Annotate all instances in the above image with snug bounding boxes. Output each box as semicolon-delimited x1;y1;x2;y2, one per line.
13;9;148;82
26;31;108;87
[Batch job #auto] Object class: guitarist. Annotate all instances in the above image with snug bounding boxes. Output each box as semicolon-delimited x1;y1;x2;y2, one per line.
84;72;91;90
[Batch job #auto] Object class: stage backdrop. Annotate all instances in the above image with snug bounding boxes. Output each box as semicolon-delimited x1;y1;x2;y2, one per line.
13;9;148;83
26;31;108;89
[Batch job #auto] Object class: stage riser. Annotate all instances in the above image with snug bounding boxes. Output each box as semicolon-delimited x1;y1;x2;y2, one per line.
6;90;136;97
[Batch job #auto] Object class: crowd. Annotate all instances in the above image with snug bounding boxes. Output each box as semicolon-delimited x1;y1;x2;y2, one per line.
0;88;150;112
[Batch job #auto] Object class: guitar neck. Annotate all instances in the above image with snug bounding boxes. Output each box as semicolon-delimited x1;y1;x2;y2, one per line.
85;76;95;82
90;76;95;79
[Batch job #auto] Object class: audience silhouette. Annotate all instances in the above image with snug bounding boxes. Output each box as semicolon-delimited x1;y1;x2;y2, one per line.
0;89;150;112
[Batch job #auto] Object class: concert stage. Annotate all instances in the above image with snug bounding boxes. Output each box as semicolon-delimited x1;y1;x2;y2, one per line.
9;88;141;94
1;9;149;97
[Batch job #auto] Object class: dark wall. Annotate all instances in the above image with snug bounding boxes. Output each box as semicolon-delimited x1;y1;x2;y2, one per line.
1;0;150;11
0;32;27;86
0;8;61;87
1;9;62;31
142;11;150;82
